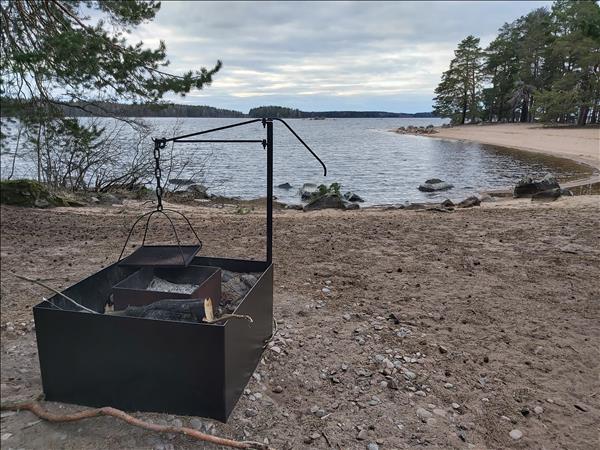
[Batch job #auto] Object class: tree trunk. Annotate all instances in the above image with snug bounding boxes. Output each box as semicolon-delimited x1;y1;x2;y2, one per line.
461;99;467;125
577;106;589;126
520;97;529;123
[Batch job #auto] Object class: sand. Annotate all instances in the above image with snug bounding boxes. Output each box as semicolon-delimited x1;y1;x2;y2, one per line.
433;123;600;173
1;198;599;449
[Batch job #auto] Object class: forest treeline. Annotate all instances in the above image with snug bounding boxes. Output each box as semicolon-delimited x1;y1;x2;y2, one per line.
0;99;436;119
433;0;599;125
247;106;435;118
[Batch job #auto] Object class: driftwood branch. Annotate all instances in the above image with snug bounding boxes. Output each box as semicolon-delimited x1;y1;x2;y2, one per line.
1;401;271;450
204;314;254;324
8;272;98;314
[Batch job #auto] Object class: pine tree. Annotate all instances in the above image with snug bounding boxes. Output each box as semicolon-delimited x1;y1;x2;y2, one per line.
433;36;484;124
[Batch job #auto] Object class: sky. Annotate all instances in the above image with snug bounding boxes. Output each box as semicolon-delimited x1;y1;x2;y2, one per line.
129;1;552;113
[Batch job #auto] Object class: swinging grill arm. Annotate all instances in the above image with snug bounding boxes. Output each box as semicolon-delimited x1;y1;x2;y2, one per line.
157;118;327;176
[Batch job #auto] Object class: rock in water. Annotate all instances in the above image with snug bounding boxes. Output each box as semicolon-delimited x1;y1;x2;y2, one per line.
531;188;573;201
441;199;455;208
514;173;560;197
299;183;318;200
458;196;481;208
277;182;293;189
344;191;365;202
418;179;454;192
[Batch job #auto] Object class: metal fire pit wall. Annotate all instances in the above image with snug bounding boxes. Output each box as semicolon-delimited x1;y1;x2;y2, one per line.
33;256;273;422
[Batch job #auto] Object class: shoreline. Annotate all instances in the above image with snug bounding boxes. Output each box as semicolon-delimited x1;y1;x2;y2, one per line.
423;123;600;193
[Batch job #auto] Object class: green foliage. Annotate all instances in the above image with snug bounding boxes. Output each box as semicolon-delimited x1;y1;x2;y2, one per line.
311;182;341;200
434;1;600;125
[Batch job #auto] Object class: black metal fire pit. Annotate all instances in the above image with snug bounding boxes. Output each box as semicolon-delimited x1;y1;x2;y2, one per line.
33;118;326;422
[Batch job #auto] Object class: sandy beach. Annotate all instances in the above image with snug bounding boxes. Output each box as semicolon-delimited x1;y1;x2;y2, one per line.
1;197;599;449
432;123;600;173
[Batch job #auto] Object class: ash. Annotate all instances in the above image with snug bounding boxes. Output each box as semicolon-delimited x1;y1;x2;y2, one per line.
146;277;198;295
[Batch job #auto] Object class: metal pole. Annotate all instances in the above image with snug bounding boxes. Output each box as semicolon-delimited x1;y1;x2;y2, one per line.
266;120;273;264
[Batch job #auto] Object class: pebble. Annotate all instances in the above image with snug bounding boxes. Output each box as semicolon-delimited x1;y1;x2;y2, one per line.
416;407;432;421
367;443;379;450
271;346;282;354
272;385;284;393
534;406;544;414
452;403;461;410
343;314;351;321
245;408;258;417
426;417;437;425
315;409;327;418
321;287;331;295
509;429;523;440
444;383;454;389
415;390;426;397
171;418;182;428
403;370;417;380
357;429;368;440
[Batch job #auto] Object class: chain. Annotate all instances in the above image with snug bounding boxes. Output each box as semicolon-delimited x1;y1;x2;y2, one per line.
153;139;166;211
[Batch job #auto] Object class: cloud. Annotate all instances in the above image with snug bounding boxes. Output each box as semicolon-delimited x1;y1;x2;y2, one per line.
127;1;552;112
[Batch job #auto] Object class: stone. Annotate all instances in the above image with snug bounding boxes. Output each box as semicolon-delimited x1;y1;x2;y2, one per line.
299;183;318;200
403;369;417;380
367;443;379;450
98;193;123;205
344;191;365;202
186;184;209;199
303;193;346;211
531;187;573;202
245;408;258;417
171;418;183;428
277;182;293;189
357;429;369;440
458;196;481;208
272;385;284;393
514;173;560;197
0;179;70;208
441;199;454;208
418;179;454;192
452;403;461;410
433;408;446;417
416;407;432;421
438;344;448;354
534;406;543;414
509;429;523;440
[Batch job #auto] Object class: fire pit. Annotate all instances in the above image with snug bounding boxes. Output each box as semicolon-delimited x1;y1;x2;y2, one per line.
33;118;327;422
111;265;221;311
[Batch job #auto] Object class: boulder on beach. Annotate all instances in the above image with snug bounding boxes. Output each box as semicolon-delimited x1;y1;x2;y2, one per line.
303;193;344;211
0;179;71;208
531;188;573;202
441;199;455;208
344;191;365;202
458;196;481;208
513;174;560;198
299;183;318;200
277;182;293;189
418;179;454;192
186;183;209;199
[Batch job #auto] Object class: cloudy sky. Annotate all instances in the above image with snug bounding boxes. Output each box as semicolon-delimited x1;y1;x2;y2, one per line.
130;1;551;113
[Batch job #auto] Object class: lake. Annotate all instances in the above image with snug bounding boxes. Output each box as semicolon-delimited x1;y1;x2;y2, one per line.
0;117;586;205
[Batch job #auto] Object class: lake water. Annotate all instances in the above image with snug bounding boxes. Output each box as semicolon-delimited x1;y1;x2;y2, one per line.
0;117;586;205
